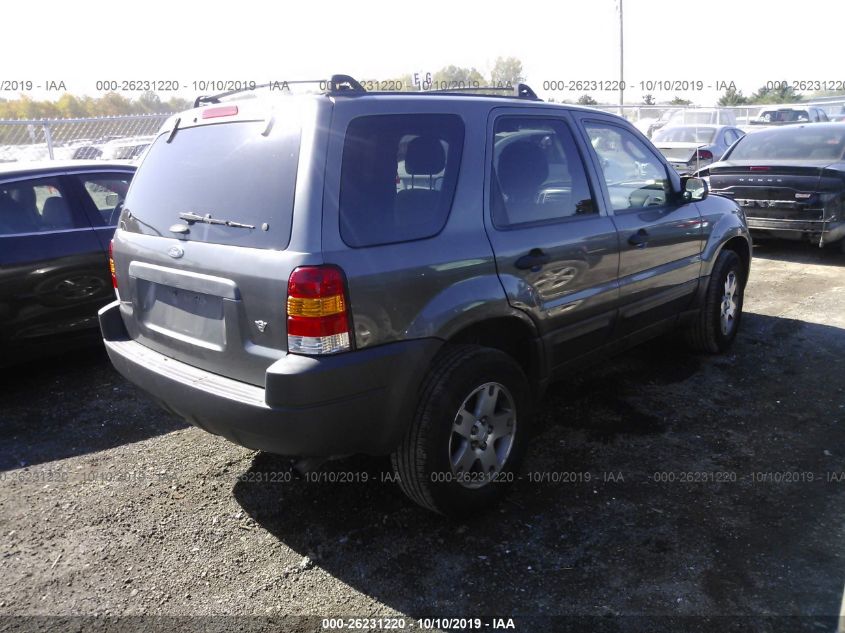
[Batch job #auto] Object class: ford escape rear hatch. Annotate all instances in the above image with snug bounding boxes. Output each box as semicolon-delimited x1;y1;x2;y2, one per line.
114;102;311;386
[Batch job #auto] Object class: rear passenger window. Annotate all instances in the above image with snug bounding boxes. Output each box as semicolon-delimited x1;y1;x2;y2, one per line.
339;114;464;247
0;178;82;235
491;117;596;227
77;175;131;225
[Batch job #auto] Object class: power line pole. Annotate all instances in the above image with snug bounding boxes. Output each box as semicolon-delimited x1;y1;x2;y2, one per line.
619;0;624;115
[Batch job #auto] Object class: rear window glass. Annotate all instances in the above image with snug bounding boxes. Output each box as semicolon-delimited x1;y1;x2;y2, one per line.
759;110;809;123
728;127;845;161
339;114;464;247
653;127;716;144
122;120;300;249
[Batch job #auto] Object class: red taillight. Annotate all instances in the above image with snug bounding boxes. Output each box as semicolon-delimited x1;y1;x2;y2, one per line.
695;149;713;161
286;266;351;355
109;240;117;289
202;105;239;119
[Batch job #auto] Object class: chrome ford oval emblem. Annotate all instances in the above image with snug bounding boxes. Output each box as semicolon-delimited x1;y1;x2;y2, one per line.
168;245;184;259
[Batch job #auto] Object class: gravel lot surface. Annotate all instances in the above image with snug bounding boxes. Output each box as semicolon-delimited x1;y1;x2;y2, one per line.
1;241;844;632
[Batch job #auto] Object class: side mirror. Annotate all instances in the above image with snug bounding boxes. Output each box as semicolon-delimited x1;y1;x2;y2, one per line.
682;176;708;201
106;193;119;207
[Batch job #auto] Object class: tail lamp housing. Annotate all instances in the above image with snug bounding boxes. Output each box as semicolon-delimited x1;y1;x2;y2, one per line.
108;239;119;293
286;266;351;355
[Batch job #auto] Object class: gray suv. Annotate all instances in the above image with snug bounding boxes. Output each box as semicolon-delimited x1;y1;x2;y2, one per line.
100;76;752;515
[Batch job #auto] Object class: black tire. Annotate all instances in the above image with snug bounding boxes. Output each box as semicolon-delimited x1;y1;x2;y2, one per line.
391;345;531;516
685;249;745;353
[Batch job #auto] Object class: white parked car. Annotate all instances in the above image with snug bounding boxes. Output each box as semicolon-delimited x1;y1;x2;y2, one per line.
99;136;156;161
652;124;745;173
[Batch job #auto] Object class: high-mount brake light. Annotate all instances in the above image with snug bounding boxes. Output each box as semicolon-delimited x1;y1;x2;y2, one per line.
202;105;239;119
750;166;770;171
286;266;351;355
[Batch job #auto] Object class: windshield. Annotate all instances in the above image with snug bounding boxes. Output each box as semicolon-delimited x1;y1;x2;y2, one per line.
727;127;845;161
122;120;300;249
654;127;716;144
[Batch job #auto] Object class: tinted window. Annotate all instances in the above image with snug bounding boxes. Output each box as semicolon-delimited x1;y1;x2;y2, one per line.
491;118;595;227
77;174;132;225
728;127;845;161
760;109;809;123
0;177;82;235
123;120;300;250
585;122;670;211
339;114;464;247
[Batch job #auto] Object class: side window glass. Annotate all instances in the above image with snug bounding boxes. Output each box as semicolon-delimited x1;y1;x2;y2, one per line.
339;114;464;247
491;117;596;227
0;177;80;235
77;175;131;225
584;122;671;211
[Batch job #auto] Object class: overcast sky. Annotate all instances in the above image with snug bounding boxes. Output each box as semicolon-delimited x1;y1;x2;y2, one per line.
6;0;844;105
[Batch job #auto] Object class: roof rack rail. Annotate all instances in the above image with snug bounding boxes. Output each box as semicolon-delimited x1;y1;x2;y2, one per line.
423;82;541;101
193;74;366;108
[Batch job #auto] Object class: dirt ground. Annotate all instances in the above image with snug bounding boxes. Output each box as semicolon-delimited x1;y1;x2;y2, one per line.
1;241;844;633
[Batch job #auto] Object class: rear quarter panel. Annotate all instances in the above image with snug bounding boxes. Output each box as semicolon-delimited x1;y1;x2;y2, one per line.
318;97;518;350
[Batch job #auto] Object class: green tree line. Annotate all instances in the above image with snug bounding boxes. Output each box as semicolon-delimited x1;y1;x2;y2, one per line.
0;58;527;120
0;91;193;119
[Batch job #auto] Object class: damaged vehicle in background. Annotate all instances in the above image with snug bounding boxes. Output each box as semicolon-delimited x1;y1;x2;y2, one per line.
647;108;736;138
749;106;829;128
700;123;845;251
652;124;745;173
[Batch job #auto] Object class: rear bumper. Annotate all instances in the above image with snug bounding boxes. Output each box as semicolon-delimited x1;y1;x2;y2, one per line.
747;216;845;242
99;301;441;456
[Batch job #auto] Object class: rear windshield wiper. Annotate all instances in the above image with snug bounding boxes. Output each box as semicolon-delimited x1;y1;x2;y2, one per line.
178;211;255;229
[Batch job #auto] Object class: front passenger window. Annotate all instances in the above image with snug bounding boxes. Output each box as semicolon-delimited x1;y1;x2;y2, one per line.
584;122;671;211
77;175;132;225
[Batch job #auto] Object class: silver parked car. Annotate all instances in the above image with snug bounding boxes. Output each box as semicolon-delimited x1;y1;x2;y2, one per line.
647;108;737;138
652;124;745;173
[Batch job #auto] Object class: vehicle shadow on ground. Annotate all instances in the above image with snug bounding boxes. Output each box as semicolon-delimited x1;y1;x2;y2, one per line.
752;239;845;266
234;313;845;621
0;343;187;470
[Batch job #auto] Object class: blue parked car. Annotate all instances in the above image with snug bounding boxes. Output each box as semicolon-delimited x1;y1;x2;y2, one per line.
0;160;135;364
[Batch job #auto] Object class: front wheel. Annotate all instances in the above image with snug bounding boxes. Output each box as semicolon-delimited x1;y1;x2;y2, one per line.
685;249;745;353
391;345;530;516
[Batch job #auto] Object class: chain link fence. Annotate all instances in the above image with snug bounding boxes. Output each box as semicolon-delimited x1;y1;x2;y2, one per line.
1;98;844;164
0;114;170;163
594;99;845;132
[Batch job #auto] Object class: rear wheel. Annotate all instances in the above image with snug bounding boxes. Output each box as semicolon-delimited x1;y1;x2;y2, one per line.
391;345;530;516
685;249;745;353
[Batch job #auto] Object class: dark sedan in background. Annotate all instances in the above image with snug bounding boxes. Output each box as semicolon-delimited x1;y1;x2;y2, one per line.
0;161;135;364
699;124;845;251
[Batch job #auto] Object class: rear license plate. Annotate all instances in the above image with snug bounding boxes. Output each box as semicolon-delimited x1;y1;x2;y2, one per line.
138;282;225;347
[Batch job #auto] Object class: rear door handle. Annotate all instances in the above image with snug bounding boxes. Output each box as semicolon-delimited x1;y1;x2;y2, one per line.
515;248;551;271
628;229;649;248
